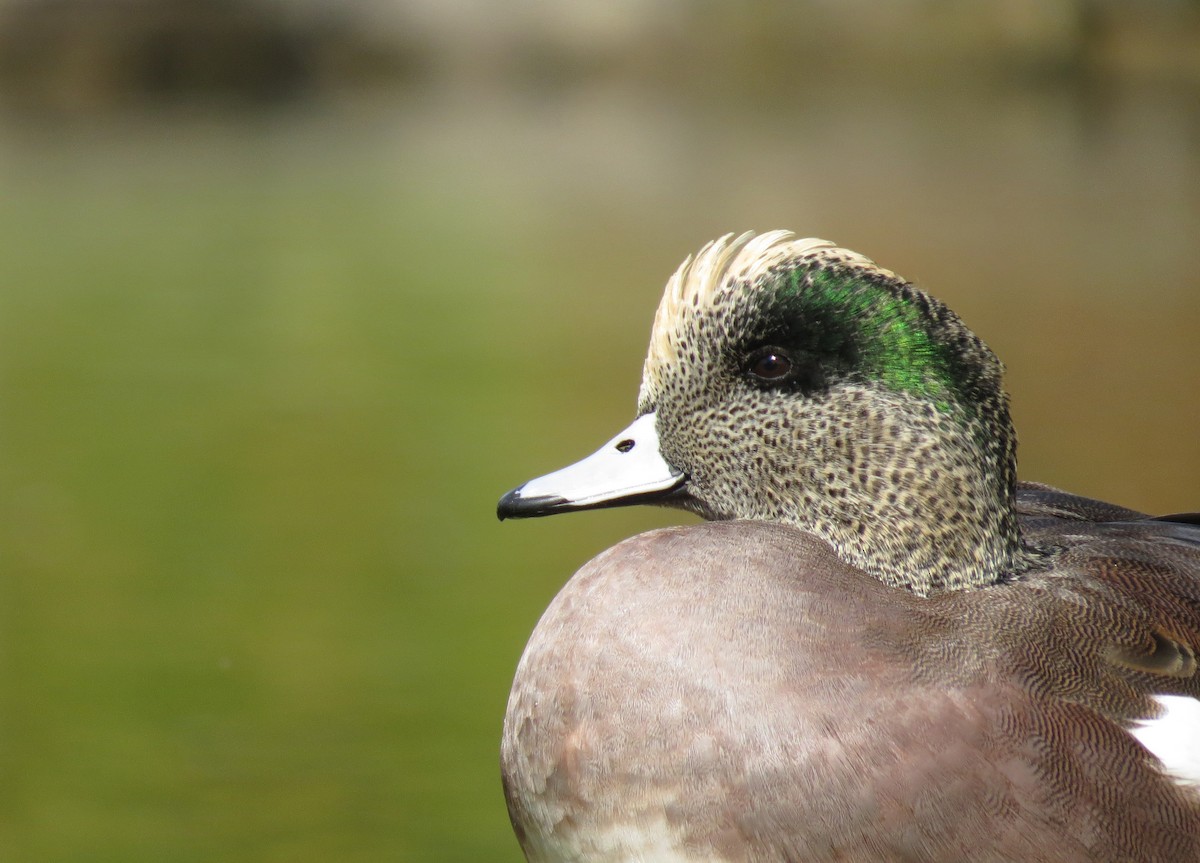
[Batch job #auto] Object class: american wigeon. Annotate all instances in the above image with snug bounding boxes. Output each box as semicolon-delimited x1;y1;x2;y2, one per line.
496;231;1200;862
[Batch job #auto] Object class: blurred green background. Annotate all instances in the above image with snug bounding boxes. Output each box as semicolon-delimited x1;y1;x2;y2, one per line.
0;1;1198;860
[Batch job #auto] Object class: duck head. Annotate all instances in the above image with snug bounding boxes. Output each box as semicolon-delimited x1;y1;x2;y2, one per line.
499;231;1034;593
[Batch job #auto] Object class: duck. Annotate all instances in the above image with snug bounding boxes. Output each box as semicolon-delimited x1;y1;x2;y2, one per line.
495;231;1200;863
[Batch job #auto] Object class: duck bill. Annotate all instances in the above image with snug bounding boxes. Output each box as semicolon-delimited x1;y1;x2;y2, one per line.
497;412;686;520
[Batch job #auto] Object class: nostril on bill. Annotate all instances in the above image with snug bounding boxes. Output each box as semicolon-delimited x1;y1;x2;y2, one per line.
615;439;635;453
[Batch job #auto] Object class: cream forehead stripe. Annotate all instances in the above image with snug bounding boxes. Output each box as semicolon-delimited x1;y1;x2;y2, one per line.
639;231;880;405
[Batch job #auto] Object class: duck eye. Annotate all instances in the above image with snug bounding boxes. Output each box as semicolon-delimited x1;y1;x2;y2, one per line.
746;348;794;382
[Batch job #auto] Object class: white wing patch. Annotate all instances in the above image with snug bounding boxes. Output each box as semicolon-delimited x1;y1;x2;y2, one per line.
1130;694;1200;788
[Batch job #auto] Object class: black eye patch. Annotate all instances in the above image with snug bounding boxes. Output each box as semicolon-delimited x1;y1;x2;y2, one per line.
740;345;829;392
731;293;860;393
747;349;793;380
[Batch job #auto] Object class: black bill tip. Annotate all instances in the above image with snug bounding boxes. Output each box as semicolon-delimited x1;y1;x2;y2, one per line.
497;486;569;521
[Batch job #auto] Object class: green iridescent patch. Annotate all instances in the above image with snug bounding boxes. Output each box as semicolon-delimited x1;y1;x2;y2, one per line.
777;266;964;415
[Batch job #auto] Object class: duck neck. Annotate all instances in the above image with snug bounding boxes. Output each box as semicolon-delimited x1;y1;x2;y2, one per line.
813;477;1026;596
796;399;1032;595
